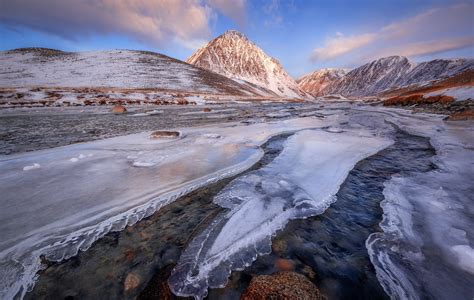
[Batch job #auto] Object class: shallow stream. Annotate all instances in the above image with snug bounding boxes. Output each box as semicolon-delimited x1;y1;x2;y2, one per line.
26;126;436;300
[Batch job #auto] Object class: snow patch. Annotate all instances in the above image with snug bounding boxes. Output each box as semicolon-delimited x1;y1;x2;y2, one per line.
23;163;41;171
425;86;473;101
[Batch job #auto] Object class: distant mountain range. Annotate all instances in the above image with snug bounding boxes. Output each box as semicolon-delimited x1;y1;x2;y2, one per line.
296;68;347;97
313;56;473;97
1;30;472;102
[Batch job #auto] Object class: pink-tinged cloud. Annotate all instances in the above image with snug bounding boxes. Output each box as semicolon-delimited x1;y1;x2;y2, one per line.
0;0;247;49
312;2;474;62
312;33;377;61
381;3;473;40
378;37;474;58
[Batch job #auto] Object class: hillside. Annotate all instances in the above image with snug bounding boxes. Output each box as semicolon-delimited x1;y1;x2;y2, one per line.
0;48;272;97
297;68;347;96
321;56;474;97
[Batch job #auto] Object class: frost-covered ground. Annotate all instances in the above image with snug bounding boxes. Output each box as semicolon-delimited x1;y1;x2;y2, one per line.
0;86;286;108
425;86;473;101
0;103;473;299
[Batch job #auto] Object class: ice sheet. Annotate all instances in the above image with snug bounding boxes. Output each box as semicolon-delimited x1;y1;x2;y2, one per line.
364;107;474;299
169;128;392;299
0;117;326;299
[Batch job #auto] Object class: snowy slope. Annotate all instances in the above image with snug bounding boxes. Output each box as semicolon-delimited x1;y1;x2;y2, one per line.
0;48;269;96
297;68;347;96
323;56;415;97
321;56;474;97
396;58;474;87
187;30;307;98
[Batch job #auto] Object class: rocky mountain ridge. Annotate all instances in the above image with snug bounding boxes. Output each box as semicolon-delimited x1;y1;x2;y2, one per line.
187;30;307;98
315;56;474;97
296;68;348;96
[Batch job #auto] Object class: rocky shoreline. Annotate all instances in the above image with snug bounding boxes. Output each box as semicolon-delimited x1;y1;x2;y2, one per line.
383;99;474;119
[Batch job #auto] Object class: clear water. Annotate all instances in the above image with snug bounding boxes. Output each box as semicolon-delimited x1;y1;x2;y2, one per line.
25;127;436;300
208;129;436;300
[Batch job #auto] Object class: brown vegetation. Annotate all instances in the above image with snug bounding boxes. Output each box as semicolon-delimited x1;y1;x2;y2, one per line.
381;69;474;98
384;94;454;106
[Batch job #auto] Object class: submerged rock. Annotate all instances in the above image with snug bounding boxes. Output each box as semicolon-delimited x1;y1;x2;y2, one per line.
138;265;180;300
203;107;212;112
274;258;294;271
124;273;141;292
241;272;322;300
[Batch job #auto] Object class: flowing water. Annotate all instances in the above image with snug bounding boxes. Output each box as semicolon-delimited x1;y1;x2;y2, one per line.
25;125;436;300
207;128;436;300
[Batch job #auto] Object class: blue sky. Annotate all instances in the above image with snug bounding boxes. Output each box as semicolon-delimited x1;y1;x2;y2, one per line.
1;0;473;77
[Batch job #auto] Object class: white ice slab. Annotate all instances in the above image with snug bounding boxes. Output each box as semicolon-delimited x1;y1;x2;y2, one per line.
365;107;474;299
0;117;326;299
169;128;392;299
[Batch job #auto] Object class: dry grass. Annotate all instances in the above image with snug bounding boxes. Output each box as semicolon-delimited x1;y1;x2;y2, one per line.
381;70;474;99
384;94;455;106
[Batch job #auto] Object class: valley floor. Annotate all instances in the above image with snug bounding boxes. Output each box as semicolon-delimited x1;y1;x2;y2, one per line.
0;103;473;299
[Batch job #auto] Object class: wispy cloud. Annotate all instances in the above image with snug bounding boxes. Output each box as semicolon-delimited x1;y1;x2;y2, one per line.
263;0;284;28
377;37;474;58
312;32;377;61
312;3;474;62
0;0;247;50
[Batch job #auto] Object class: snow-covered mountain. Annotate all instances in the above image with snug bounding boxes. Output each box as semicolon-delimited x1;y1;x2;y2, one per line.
187;30;307;98
395;58;474;88
322;56;415;97
297;68;347;96
0;48;272;96
321;56;474;97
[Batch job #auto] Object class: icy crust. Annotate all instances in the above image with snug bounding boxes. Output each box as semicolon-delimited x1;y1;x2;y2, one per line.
425;86;474;101
169;129;393;299
0;118;325;299
365;108;474;299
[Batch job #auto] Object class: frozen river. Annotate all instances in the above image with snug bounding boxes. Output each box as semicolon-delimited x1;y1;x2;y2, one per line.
0;103;473;299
